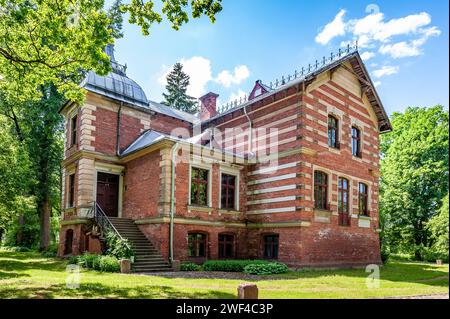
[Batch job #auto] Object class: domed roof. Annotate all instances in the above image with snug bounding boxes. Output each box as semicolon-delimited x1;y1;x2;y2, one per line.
81;44;149;107
81;44;199;123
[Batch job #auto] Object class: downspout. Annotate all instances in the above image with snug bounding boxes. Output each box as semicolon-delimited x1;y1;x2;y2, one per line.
169;142;179;264
116;102;123;156
243;104;253;157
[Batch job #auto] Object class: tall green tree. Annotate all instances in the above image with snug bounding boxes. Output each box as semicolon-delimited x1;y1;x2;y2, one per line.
427;193;449;259
380;106;449;259
0;0;222;103
0;116;33;245
0;85;64;250
162;62;198;113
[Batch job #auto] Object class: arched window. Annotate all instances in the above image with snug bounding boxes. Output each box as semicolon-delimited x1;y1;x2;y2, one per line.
338;177;350;226
188;233;207;257
328;115;339;148
314;171;328;210
351;127;361;157
218;233;235;259
64;229;74;255
358;183;369;216
263;234;279;259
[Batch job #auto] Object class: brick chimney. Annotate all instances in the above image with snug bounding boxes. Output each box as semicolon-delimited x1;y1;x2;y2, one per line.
199;92;219;121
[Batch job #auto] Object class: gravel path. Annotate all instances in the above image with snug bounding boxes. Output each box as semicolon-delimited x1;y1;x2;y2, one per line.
386;293;449;299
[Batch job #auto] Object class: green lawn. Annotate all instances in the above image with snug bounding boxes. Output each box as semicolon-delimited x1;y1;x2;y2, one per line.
0;250;448;299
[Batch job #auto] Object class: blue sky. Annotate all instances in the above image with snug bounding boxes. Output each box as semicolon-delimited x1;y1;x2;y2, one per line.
112;0;449;115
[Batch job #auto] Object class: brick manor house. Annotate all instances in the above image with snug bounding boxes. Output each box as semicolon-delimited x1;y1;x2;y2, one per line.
58;44;392;271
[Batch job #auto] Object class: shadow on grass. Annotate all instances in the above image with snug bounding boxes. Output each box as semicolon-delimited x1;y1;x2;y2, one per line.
0;282;235;299
0;251;66;273
0;270;29;280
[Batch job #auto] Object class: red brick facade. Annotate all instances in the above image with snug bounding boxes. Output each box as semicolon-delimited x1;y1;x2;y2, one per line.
58;53;388;268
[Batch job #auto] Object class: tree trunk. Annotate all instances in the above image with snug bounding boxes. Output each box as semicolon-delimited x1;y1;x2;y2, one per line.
38;197;51;251
16;214;24;246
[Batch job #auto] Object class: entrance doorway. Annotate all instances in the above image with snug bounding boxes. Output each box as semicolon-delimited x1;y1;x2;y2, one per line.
64;229;74;255
96;172;119;217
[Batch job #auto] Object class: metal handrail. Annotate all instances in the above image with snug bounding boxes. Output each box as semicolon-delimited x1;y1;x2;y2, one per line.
90;201;132;251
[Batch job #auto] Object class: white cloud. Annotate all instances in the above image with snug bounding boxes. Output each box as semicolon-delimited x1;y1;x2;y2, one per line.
373;81;381;87
315;9;347;45
215;65;250;87
379;42;421;58
349;12;432;43
373;66;399;78
379;26;441;58
227;89;247;104
360;51;376;61
316;9;440;60
158;58;251;99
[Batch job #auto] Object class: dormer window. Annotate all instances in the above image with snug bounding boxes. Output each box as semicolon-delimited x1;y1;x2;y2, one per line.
254;87;262;97
71;115;78;146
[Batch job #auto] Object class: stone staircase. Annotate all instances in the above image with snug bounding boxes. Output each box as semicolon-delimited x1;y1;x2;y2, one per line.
108;217;173;272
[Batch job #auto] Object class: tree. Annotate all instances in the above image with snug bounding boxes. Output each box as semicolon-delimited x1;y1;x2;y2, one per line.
1;85;64;250
427;193;449;259
380;106;449;260
0;115;34;246
162;62;198;113
0;0;222;103
0;0;223;251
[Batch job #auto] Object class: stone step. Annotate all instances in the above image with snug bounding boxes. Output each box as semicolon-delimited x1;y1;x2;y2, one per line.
133;260;169;267
134;256;166;263
134;254;164;260
105;217;170;269
132;268;173;273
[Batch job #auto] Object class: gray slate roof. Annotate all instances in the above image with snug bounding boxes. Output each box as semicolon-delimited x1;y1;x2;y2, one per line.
81;70;149;107
120;130;173;156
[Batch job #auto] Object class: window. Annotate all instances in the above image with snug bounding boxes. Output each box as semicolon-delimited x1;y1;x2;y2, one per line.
219;234;235;259
71;115;77;146
328;115;339;148
68;174;75;208
338;177;350;226
314;171;328;210
351;127;361;157
264;235;279;259
191;167;209;206
358;183;369;216
188;233;207;257
221;173;236;210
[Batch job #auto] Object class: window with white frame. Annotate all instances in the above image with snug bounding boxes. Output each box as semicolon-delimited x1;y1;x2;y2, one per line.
190;167;209;206
221;173;236;210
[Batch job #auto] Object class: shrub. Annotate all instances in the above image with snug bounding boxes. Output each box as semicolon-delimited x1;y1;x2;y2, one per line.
381;248;390;264
202;260;269;272
105;231;134;259
180;262;201;271
3;246;32;252
68;255;79;265
243;262;289;275
70;253;119;272
99;256;120;272
78;253;101;269
421;246;449;263
41;251;56;258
